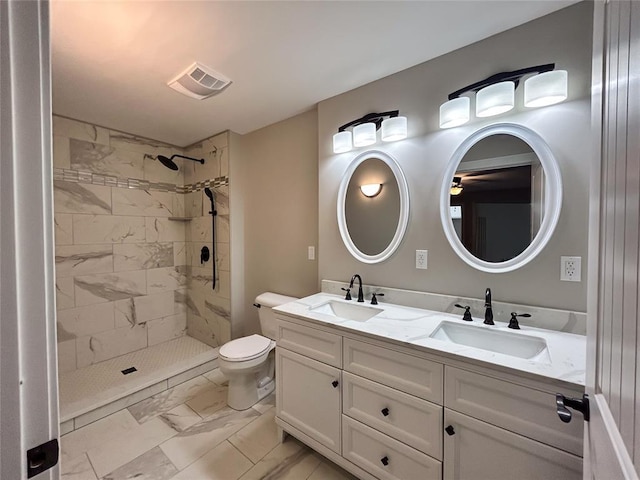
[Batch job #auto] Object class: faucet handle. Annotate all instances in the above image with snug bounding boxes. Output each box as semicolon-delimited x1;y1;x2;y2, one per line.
455;304;473;321
508;312;531;329
371;293;385;305
341;287;352;301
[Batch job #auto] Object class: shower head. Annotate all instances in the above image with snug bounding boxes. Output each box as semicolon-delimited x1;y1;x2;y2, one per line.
156;154;205;171
204;187;214;202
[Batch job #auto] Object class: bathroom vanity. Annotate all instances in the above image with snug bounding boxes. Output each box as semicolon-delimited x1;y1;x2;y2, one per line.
273;293;585;480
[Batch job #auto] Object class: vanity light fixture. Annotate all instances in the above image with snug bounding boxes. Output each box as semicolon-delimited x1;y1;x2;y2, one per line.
450;177;463;196
332;111;407;153
360;183;383;197
439;64;568;129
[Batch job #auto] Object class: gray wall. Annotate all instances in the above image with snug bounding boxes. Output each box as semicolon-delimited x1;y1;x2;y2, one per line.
233;109;319;337
318;2;593;312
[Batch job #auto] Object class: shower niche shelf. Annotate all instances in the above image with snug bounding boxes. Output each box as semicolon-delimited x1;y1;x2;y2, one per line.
168;216;193;222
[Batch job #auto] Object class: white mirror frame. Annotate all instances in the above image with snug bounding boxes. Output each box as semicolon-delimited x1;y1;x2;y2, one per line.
439;123;562;273
337;150;410;264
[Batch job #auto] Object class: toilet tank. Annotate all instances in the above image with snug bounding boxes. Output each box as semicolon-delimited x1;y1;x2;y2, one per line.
255;292;298;340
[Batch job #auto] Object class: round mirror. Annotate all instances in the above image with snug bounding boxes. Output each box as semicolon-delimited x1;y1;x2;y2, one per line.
338;150;409;263
440;124;562;273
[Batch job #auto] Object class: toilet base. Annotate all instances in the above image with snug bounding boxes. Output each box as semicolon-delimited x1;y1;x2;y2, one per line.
223;351;275;411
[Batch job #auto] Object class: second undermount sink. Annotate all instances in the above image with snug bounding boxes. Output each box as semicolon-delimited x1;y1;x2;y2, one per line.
430;321;549;360
309;300;382;322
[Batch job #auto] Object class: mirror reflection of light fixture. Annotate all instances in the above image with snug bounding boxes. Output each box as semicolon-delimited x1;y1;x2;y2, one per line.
439;64;568;128
360;183;382;197
332;111;407;153
450;176;463;195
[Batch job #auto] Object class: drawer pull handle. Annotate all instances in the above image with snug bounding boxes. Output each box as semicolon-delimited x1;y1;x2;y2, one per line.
381;407;390;417
445;425;455;436
380;456;389;466
331;380;339;388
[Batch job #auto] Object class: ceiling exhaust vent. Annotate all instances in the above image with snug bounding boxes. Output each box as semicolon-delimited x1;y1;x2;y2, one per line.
168;62;231;100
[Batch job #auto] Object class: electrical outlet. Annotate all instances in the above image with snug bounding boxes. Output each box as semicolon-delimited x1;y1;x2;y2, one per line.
561;256;581;282
416;250;428;269
308;246;315;261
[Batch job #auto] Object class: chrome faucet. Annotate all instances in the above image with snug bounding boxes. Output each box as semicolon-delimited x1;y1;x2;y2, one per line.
349;274;365;302
484;288;494;325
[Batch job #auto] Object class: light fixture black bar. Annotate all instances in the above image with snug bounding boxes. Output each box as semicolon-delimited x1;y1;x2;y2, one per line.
447;63;555;101
337;110;399;132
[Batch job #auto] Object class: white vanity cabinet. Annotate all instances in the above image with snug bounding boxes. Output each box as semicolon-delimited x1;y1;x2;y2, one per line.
275;314;584;480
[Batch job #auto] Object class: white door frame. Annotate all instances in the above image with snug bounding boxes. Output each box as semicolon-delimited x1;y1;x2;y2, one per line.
0;1;60;478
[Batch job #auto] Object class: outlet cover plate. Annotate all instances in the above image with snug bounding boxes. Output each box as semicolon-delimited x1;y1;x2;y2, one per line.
416;250;428;270
561;256;581;282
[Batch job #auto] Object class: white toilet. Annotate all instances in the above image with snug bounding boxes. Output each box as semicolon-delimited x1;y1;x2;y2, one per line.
218;292;297;410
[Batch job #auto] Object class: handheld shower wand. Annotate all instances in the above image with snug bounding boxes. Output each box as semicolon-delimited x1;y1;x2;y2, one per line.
204;188;217;289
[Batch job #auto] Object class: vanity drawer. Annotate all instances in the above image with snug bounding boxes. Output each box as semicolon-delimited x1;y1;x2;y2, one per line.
344;338;443;404
343;372;443;460
342;415;441;480
444;366;583;456
276;319;342;367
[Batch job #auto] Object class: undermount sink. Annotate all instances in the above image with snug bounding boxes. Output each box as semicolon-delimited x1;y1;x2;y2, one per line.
309;300;382;322
430;321;549;360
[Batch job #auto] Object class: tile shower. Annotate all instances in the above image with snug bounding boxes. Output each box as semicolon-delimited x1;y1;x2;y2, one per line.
53;115;232;427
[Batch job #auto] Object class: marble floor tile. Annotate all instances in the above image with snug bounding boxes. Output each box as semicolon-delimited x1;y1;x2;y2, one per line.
128;375;216;424
308;460;359;480
102;447;178;480
203;368;228;386
87;416;178;478
228;407;280;463
61;409;140;464
159;407;259;470
158;404;202;432
252;393;275;414
60;453;98;480
184;382;228;418
237;437;322;480
169;440;253;480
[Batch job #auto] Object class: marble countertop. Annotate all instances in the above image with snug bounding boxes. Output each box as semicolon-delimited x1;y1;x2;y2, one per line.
274;293;586;388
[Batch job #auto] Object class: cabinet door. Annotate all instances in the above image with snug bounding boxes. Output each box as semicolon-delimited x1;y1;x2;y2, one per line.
276;348;342;453
444;409;582;480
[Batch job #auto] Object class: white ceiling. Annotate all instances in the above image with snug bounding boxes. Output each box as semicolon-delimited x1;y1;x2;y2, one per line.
51;1;578;147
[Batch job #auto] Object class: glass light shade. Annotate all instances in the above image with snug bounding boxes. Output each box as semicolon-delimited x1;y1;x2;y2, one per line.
476;81;515;117
439;97;470;129
381;116;407;142
450;186;463;196
353;122;377;147
360;183;382;197
333;131;353;153
524;70;568;108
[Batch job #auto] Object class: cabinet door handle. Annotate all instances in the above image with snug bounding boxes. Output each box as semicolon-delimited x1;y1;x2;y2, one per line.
445;425;455;436
380;456;389;466
331;380;339;388
381;407;390;417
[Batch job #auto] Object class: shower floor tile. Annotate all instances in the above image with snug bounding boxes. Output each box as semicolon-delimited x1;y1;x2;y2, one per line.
60;369;358;480
59;336;218;427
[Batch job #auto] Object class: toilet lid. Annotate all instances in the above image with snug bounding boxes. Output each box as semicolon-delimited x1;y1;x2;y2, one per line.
219;334;272;361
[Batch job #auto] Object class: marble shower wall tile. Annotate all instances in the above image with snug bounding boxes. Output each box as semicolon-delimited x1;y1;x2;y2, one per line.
143;155;183;185
112;189;175;217
172;193;185;218
146;266;188;294
54;213;74;245
53;135;71;169
173;242;186;266
55;244;113;278
217;214;230;243
57;302;115;337
74;271;147;306
72;214;146;244
184;191;203;218
213;185;229;216
216;242;230;271
188;216;211;243
70;139;144;179
145;217;185;243
56;277;76;310
147;314;187;346
58;339;77;374
114;292;176;328
54;181;111;215
113;243;173;272
53;116;109;146
187;314;218;347
108;131;174;156
76;323;148;368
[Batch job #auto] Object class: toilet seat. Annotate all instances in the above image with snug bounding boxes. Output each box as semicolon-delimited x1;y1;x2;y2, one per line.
219;334;273;362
